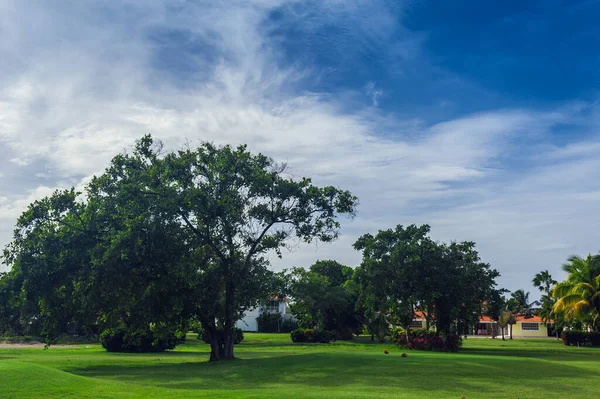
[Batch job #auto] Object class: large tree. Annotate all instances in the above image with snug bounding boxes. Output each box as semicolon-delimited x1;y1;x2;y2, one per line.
96;136;358;360
2;183;196;347
1;136;358;361
353;224;500;339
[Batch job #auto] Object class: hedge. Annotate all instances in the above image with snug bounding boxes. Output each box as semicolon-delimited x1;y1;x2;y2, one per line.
290;328;335;343
561;331;600;346
396;328;462;352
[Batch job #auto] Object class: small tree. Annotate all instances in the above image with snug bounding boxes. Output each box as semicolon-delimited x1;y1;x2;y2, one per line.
289;260;361;339
486;288;507;339
498;312;511;341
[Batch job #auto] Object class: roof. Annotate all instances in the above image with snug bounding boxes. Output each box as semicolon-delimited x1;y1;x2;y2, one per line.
412;312;551;323
515;315;548;323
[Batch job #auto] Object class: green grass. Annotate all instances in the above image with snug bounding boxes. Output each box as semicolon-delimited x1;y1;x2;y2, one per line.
1;333;599;398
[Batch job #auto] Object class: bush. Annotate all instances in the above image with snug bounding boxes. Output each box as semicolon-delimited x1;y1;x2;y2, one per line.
198;327;244;345
391;327;406;342
314;330;334;343
281;318;299;333
188;319;203;334
303;328;315;342
444;333;463;352
396;329;462;352
291;328;306;342
256;313;282;333
562;331;600;347
100;326;186;353
290;328;334;343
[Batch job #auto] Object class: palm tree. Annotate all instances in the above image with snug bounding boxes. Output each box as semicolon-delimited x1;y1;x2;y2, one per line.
553;254;600;330
509;289;538;317
533;270;557;326
533;270;556;295
498;311;513;341
506;290;538;339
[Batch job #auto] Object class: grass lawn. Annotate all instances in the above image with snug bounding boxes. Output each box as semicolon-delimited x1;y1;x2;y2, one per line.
1;333;599;398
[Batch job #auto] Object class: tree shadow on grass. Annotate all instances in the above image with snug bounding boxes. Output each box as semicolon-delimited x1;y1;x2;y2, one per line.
69;351;600;395
460;346;600;361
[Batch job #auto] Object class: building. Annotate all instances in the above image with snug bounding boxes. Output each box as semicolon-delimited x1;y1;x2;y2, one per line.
411;312;554;338
235;297;294;332
511;315;555;338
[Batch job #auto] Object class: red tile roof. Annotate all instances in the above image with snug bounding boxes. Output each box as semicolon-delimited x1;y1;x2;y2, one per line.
515;315;548;323
412;312;551;323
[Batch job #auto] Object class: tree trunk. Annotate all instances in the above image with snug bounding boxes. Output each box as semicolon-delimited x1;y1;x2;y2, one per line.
208;329;223;362
206;327;236;362
509;324;513;340
501;326;505;341
206;265;237;362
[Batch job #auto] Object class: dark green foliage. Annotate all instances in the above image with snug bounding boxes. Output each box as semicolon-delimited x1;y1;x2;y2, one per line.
281;318;299;333
391;326;406;342
290;328;306;342
199;328;244;345
485;288;507;326
256;312;282;333
100;326;186;353
354;224;500;337
256;312;297;333
444;333;463;352
1;135;357;361
561;331;600;346
290;328;334;343
289;260;361;340
396;329;462;352
188;319;203;334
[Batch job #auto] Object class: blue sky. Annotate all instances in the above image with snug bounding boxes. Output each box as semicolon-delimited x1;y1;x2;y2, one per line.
1;0;599;297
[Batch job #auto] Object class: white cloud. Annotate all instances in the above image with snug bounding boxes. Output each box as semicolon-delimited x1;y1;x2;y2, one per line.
9;158;29;166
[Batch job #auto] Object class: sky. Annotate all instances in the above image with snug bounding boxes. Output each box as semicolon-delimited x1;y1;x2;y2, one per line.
1;0;599;298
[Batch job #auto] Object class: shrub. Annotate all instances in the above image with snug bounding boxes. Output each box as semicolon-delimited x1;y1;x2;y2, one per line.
314;330;334;343
198;327;244;345
290;328;306;342
256;313;283;333
396;329;462;352
290;328;334;343
562;331;600;347
280;318;298;333
444;333;463;352
100;326;186;353
100;328;124;352
303;329;315;342
391;327;407;342
188;319;203;334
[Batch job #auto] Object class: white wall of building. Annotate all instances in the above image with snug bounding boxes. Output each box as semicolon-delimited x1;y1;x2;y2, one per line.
235;299;293;332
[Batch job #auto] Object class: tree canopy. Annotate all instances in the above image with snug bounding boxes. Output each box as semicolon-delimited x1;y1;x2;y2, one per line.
353;224;500;337
288;260;361;340
552;254;600;331
0;135;358;360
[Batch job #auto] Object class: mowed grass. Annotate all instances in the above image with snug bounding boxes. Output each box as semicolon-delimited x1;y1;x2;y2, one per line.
1;333;599;398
